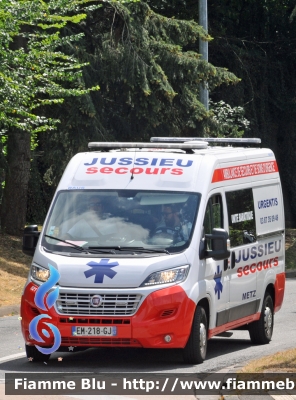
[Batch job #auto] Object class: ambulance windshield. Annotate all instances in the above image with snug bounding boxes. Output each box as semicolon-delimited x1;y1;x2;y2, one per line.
43;190;200;254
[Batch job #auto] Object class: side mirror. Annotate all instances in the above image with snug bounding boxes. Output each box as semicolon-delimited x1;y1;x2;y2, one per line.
22;225;40;256
200;228;231;261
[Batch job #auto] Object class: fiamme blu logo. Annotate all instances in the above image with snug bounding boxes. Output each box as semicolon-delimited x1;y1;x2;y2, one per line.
29;264;61;355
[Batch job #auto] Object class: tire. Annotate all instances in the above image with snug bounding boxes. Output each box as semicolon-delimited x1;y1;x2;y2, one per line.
249;293;274;345
26;345;51;362
183;306;207;364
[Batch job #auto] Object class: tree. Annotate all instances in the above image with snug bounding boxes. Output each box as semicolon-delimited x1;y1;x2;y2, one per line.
38;1;240;196
206;0;296;225
0;0;102;235
34;0;296;226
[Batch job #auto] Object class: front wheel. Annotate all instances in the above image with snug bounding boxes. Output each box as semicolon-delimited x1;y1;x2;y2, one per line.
183;306;207;364
249;293;274;344
25;344;51;362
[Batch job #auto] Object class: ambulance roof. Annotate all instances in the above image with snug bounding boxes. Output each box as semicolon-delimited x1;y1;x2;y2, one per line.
57;138;278;192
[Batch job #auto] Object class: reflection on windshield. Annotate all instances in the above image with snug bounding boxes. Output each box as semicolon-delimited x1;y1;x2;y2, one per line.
43;190;200;253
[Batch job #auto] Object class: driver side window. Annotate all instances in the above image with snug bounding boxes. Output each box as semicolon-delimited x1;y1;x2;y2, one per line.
203;194;223;250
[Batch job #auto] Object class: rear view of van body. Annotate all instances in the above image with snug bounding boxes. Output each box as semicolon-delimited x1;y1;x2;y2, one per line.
21;138;285;364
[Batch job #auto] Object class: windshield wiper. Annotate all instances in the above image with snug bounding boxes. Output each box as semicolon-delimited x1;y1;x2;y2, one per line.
120;247;170;254
45;235;87;252
44;236;165;255
89;246;170;255
44;235;114;254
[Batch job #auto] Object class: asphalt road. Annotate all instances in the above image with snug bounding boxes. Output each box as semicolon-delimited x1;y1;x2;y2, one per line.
0;276;295;382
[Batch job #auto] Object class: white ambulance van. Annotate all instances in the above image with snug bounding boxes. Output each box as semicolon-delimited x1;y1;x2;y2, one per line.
21;137;285;364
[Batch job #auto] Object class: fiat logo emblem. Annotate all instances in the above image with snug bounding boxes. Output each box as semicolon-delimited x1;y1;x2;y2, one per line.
90;295;102;308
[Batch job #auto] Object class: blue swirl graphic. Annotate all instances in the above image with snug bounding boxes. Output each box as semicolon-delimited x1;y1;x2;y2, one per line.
35;324;61;354
46;287;59;309
29;314;50;342
29;263;62;355
29;314;61;354
35;265;60;311
42;329;50;338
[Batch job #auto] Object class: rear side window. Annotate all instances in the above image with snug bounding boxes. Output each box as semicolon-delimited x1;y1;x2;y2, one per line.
226;188;256;247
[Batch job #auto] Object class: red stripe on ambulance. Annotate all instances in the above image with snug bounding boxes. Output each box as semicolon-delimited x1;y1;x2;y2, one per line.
212;161;278;183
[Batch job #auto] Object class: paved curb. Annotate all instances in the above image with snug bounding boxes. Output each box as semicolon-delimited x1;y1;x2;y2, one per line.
286;269;296;278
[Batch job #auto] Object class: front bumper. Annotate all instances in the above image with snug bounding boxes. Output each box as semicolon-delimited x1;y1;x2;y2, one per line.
21;282;196;350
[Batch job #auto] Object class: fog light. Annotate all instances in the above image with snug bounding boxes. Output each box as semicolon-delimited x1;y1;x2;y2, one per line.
164;335;172;343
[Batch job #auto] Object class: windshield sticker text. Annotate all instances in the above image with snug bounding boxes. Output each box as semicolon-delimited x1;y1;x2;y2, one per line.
231;211;253;223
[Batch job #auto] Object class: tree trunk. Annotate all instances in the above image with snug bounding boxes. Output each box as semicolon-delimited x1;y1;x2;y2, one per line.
1;129;31;235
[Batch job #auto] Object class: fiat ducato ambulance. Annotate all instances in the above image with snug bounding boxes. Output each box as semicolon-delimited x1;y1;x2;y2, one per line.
21;137;285;364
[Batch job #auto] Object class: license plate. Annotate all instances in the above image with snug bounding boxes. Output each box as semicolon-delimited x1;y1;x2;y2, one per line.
72;326;117;336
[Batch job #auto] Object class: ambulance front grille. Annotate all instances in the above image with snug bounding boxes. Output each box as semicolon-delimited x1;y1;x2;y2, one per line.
55;293;142;316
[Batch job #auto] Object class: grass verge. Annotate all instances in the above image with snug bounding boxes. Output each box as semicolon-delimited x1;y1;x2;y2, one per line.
240;348;296;373
0;232;31;307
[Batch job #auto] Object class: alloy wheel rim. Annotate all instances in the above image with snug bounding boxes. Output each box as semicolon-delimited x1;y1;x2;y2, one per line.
200;323;207;356
264;306;272;338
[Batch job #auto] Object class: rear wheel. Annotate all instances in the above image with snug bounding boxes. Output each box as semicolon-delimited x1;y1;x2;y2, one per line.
249;293;274;344
183;306;207;364
26;345;51;362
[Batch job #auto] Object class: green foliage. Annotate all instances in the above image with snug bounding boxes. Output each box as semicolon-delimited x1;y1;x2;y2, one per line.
209;100;250;137
290;6;296;21
65;2;239;134
209;0;295;41
37;1;240;193
0;0;139;230
0;0;103;136
2;0;294;228
207;0;296;225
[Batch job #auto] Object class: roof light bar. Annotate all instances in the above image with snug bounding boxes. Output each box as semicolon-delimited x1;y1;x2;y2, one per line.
150;137;261;144
88;141;208;150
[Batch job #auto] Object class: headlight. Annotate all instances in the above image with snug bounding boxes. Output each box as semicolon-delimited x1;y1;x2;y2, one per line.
140;265;190;287
31;263;50;283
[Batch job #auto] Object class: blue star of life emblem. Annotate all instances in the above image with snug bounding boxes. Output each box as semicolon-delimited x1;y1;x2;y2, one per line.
84;259;119;283
213;265;223;300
